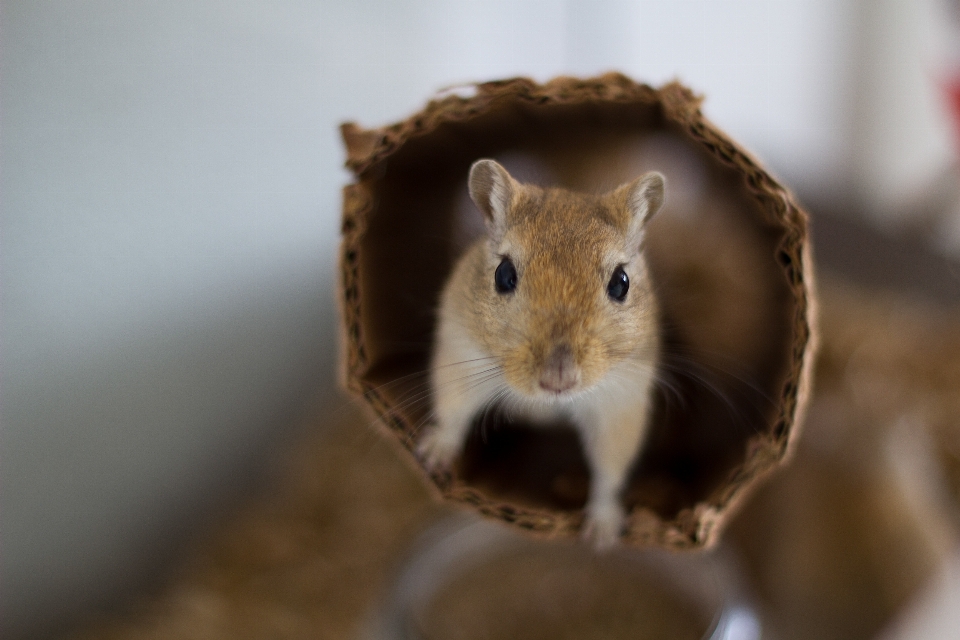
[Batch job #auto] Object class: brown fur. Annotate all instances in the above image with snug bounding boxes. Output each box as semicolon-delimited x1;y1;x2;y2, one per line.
418;160;663;549
455;184;658;395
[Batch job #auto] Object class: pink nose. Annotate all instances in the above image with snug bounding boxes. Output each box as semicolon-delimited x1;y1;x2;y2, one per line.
539;344;579;393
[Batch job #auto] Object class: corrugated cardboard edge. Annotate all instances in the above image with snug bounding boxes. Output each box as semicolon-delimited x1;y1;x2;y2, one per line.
338;73;818;550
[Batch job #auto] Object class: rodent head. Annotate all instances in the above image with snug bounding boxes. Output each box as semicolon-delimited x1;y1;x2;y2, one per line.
462;158;664;402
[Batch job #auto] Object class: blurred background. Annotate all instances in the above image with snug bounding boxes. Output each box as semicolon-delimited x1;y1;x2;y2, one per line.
4;0;960;638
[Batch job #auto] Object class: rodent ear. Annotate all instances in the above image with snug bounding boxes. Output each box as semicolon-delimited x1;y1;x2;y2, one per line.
468;159;515;237
624;171;665;224
617;171;665;247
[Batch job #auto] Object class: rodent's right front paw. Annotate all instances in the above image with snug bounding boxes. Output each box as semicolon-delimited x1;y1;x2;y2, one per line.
415;425;461;473
581;502;625;552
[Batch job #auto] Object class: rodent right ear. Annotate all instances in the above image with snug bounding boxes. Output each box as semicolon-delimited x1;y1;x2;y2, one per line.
616;171;666;250
468;159;515;238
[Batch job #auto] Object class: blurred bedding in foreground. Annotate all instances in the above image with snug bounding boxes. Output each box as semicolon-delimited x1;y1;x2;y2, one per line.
66;216;960;638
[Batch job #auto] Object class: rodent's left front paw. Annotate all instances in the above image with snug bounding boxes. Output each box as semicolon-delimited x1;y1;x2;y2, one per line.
581;503;625;552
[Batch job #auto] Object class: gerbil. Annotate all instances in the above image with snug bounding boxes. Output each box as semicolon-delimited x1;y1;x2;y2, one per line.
417;159;664;549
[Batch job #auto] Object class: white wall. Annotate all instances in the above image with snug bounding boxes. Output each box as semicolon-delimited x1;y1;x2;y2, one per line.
565;0;860;197
852;0;956;225
4;0;939;636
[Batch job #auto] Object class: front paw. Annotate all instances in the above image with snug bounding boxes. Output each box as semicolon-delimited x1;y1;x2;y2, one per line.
415;424;461;474
581;502;625;552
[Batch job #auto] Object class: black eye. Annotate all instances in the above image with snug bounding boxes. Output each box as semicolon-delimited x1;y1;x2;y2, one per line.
607;266;629;302
494;258;518;294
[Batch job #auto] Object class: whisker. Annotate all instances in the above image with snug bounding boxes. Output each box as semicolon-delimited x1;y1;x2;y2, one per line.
388;367;503;428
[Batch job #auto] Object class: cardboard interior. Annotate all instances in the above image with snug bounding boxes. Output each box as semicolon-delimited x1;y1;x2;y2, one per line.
339;75;815;549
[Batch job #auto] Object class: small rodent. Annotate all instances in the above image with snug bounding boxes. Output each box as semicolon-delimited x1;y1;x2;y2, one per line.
418;159;664;549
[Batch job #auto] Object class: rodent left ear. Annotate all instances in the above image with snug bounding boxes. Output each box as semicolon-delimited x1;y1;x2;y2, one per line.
624;171;665;224
617;171;665;247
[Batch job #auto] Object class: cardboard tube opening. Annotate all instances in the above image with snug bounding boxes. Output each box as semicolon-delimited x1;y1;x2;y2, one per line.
339;75;816;549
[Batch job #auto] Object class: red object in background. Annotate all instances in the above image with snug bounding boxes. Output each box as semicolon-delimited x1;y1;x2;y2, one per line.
944;76;960;153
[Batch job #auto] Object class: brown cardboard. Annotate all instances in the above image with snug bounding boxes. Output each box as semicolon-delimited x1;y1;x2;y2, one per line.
338;74;817;550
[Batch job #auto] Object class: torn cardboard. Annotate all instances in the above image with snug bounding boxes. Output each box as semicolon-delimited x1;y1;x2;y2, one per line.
338;74;817;550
